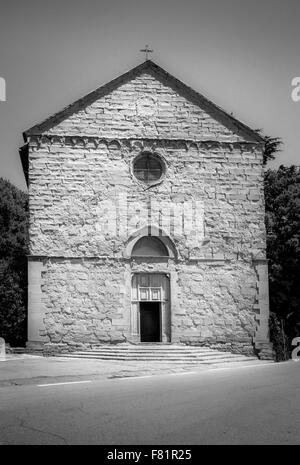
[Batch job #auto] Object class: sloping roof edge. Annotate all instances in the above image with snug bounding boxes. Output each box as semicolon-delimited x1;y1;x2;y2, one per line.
19;143;29;186
23;60;264;143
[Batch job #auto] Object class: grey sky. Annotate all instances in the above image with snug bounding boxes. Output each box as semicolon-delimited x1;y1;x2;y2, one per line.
0;0;299;190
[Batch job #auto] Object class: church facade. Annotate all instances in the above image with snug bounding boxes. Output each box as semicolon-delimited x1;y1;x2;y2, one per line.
20;60;272;358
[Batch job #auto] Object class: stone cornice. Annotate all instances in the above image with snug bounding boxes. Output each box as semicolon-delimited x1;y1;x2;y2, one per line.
27;255;262;265
26;134;262;151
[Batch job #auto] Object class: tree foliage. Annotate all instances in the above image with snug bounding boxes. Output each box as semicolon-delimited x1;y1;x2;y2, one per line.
269;312;290;361
255;129;282;165
265;166;300;351
263;135;282;165
0;178;28;345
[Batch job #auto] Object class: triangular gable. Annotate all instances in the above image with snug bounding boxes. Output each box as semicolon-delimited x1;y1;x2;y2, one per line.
23;60;263;143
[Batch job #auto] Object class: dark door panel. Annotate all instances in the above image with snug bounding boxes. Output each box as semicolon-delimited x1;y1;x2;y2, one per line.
140;302;160;342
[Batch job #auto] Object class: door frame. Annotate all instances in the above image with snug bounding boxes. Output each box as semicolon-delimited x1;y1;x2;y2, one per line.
130;272;171;343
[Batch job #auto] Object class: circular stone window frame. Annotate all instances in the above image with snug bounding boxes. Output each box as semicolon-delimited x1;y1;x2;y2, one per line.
131;151;167;187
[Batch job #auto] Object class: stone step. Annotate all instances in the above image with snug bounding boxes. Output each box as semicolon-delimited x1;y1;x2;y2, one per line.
62;357;257;363
56;353;259;364
68;351;256;359
76;347;240;353
67;349;255;357
91;345;215;351
73;349;234;355
87;349;220;353
53;344;259;364
11;346;43;353
56;350;258;362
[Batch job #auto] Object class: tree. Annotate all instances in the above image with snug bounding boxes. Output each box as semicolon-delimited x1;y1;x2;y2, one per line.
255;129;282;165
264;166;300;353
0;178;28;345
263;135;282;165
0;178;28;257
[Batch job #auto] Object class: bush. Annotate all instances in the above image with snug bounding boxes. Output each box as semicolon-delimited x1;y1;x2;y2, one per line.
265;166;300;354
269;313;289;361
0;259;27;345
0;178;28;346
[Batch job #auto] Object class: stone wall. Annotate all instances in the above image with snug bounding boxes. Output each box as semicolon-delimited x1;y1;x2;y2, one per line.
35;257;258;355
28;138;265;261
44;71;252;142
174;261;257;354
40;259;127;351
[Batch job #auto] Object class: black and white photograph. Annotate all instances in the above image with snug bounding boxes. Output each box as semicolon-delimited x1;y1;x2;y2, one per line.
0;0;299;452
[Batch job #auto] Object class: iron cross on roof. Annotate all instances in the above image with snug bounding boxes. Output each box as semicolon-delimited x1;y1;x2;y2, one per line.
140;45;153;61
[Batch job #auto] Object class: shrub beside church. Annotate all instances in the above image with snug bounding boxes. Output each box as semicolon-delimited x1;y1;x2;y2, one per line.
0;178;28;346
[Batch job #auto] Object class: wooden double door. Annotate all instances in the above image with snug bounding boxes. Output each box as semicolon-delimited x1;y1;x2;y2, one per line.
131;273;170;343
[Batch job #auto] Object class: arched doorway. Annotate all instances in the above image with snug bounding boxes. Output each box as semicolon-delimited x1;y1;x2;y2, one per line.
127;231;176;343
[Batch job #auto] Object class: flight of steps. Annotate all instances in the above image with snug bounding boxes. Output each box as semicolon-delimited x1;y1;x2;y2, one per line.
56;344;267;366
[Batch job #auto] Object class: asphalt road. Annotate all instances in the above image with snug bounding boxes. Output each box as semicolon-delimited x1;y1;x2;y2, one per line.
0;361;299;445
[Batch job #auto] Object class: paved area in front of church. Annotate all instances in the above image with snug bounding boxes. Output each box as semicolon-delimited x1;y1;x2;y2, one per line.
0;353;274;387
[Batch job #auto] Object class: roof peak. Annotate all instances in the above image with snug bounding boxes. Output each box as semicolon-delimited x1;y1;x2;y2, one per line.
23;60;263;143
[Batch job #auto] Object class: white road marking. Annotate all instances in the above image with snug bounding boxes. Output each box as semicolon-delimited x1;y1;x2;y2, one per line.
170;371;197;376
37;380;92;387
119;372;197;380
